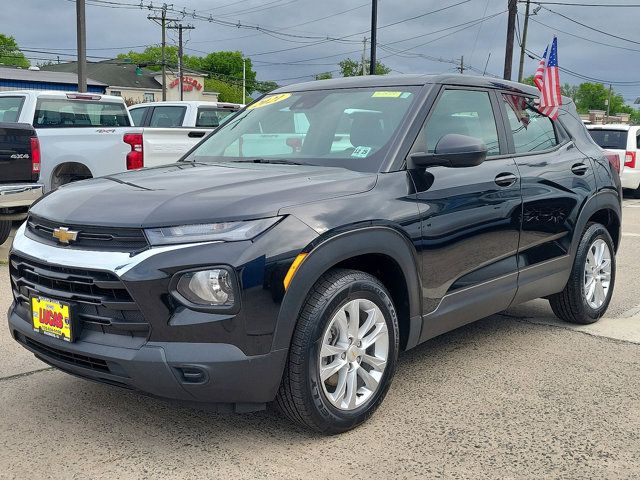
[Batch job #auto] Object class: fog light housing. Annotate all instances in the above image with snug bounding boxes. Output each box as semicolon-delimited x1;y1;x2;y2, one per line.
176;268;236;307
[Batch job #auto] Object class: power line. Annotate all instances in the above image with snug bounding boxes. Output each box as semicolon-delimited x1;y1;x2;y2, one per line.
522;1;640;6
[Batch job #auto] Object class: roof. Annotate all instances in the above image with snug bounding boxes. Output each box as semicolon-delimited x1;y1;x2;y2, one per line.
0;90;127;103
0;66;106;86
42;61;161;90
275;74;540;96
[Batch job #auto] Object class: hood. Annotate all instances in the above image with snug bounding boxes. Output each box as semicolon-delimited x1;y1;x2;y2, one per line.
30;162;377;228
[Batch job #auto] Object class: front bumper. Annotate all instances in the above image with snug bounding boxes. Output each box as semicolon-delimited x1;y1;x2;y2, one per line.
9;308;287;409
0;183;43;216
7;217;318;408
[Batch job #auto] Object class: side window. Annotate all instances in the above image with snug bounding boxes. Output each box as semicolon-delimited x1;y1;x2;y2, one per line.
129;107;147;126
414;89;500;157
636;131;640;150
502;94;558;154
0;96;25;122
149;106;186;127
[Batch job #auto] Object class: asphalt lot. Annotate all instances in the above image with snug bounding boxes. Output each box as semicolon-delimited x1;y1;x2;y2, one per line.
1;202;640;479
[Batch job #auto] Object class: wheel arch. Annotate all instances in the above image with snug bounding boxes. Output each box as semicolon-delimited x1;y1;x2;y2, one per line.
50;162;93;190
271;226;423;353
574;191;621;254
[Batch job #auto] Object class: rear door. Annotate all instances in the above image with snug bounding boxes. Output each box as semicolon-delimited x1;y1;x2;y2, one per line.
410;87;522;341
497;92;596;304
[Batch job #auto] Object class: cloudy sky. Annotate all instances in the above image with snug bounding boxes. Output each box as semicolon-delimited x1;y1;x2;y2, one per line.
2;0;639;102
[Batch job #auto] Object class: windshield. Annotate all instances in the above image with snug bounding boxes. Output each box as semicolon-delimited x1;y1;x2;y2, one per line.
183;87;421;171
588;129;628;150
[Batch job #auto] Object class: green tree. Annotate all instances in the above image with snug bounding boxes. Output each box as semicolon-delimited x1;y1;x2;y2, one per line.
117;46;178;71
339;58;391;77
0;34;29;68
315;72;333;80
204;78;251;104
560;83;578;101
254;80;279;94
199;51;256;92
521;75;535;87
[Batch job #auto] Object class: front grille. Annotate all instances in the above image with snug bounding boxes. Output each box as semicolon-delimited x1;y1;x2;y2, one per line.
23;336;110;373
26;215;148;252
10;254;149;337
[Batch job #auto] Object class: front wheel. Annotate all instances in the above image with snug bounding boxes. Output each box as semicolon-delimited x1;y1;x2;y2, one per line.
549;223;616;324
276;269;399;434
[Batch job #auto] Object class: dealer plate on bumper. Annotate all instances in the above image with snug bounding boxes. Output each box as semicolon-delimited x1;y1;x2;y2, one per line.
31;296;73;342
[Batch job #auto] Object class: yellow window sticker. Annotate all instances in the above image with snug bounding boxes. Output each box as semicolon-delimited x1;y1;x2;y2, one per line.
247;93;292;109
372;91;403;98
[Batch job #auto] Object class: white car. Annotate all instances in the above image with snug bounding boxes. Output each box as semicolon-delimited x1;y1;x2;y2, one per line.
0;91;139;192
588;124;640;193
128;101;242;165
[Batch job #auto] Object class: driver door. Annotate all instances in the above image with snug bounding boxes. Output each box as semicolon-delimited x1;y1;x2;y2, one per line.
409;87;523;341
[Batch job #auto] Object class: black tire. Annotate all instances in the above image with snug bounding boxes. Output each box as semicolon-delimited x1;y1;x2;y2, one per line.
549;223;616;324
276;268;399;434
0;220;11;245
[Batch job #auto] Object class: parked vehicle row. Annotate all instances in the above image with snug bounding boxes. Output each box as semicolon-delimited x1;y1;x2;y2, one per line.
128;100;242;166
7;74;621;433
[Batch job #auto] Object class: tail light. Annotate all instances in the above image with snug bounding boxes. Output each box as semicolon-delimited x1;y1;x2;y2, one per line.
30;136;41;180
625;151;636;169
604;152;620;173
123;133;144;170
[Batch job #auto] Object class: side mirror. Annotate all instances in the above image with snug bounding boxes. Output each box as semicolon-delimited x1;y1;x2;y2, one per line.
407;134;488;169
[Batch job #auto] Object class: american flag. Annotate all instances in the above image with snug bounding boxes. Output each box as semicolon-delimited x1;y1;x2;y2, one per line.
533;37;562;120
504;94;530;128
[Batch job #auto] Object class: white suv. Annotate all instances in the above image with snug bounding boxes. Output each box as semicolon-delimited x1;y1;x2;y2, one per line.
588;124;640;193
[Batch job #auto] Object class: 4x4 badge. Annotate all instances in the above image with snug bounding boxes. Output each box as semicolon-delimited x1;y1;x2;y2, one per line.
52;227;79;244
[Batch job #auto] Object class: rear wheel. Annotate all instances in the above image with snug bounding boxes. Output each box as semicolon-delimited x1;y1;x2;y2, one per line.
549;223;615;324
51;163;92;190
276;269;399;433
0;220;11;245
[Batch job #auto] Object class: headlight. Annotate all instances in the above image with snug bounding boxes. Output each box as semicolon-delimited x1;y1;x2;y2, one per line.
176;268;236;307
145;217;282;246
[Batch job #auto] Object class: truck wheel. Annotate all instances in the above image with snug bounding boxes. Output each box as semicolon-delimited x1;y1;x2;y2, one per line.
276;268;399;434
51;163;92;190
549;223;615;324
0;220;12;245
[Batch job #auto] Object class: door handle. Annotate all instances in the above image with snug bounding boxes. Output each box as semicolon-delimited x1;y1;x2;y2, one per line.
188;131;206;138
494;172;518;187
571;163;589;176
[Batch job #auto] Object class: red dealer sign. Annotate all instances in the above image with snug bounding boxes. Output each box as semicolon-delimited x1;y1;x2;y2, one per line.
169;76;203;92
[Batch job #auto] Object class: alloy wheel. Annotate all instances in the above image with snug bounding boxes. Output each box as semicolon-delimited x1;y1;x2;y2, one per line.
583;238;612;309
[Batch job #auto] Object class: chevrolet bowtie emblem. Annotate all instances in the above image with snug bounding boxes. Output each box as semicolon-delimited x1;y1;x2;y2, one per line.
52;227;79;245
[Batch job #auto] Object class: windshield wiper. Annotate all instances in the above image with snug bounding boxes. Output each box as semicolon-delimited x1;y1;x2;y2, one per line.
230;158;306;165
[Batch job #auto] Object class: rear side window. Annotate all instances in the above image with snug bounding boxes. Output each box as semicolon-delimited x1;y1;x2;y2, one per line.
502;94;558;153
34;99;130;128
129;106;148;126
149;106;186;127
196;108;236;128
0;96;25;123
587;129;628;150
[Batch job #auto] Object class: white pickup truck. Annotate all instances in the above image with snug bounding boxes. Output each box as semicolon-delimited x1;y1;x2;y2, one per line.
0;91;138;192
128;100;242;165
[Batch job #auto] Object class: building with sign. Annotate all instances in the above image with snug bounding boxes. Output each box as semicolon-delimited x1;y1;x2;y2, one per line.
42;61;218;104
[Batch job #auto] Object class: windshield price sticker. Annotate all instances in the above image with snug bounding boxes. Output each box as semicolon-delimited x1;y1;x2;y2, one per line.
247;93;292;110
372;91;403;98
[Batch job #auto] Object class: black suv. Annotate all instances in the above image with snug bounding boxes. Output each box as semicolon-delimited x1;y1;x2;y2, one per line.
8;75;621;433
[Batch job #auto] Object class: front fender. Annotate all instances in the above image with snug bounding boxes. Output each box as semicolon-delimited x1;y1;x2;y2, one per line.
271;226;423;352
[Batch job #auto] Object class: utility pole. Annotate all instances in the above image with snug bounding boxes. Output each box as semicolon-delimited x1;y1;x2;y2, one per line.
606;84;613;124
517;0;531;83
149;7;181;101
242;57;246;104
76;0;87;92
457;56;464;74
167;23;195;101
362;37;368;76
370;0;377;75
503;0;518;80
